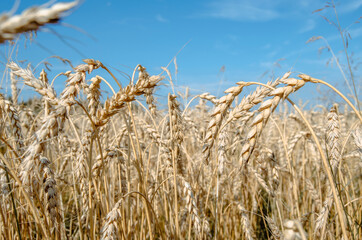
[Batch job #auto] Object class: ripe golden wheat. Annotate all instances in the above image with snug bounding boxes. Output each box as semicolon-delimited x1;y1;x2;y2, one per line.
0;2;361;240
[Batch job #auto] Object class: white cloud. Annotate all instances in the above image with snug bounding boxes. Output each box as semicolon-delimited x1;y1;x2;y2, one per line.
267;50;279;58
298;19;316;33
349;26;362;39
338;0;362;14
262;43;272;49
213;41;240;56
205;0;280;22
226;34;239;41
156;14;168;23
198;0;333;23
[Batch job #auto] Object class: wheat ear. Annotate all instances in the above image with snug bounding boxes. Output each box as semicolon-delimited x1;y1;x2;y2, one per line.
315;104;342;237
203;82;247;163
40;157;61;231
0;95;24;155
240;75;305;165
0;1;77;44
237;203;255;240
100;199;123;240
95;66;163;126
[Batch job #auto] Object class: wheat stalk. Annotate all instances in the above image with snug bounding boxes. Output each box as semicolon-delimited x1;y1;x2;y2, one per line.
10;72;19;106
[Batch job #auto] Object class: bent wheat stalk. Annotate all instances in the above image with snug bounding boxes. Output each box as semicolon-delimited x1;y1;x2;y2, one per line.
298;74;361;122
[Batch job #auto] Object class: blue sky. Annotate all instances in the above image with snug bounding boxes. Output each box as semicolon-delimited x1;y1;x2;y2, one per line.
1;0;361;106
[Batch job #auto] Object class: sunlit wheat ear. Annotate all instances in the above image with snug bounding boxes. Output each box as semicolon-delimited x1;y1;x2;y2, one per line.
0;164;9;195
237;204;255;240
0;1;77;44
225;79;280;126
100;123;111;147
199;92;218;105
305;179;322;210
249;162;274;197
203;82;247;164
168;94;185;175
183;181;202;236
8;62;58;105
288;113;308;130
143;121;164;146
57;135;72;176
0;95;24;155
9;59;101;107
142;121;175;173
101;199;123;240
15;60;101;186
61;59;103;106
217;129;227;176
140;66;158;114
39;70;51;117
352;125;362;154
75;129;92;222
264;149;279;193
86;76;102;121
265;216;283;240
95;66;163;127
315;104;342;235
240;75;305;165
326;104;341;173
287;131;310;159
92;149;120;178
183;115;203;143
40;157;61;229
168;94;183;144
145;88;157;115
20;107;35;136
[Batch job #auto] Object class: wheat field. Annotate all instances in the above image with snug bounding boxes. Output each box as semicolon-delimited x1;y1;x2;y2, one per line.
0;1;361;240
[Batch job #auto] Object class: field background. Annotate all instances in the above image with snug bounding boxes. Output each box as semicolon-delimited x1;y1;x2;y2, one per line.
0;1;361;239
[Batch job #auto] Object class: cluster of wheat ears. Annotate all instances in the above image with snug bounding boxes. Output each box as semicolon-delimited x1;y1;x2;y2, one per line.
0;1;361;240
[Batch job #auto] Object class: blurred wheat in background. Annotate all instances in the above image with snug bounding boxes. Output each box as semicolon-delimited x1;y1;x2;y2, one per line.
0;1;361;240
